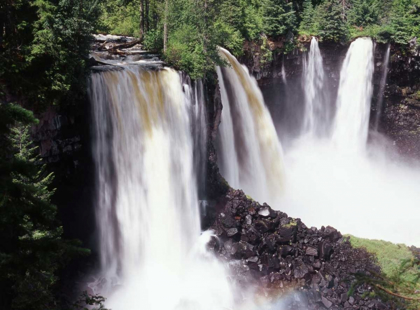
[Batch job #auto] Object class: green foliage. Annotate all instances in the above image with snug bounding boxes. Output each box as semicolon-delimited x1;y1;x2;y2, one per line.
1;0;99;109
299;0;315;34
72;291;110;310
315;0;349;42
263;0;297;37
347;0;380;28
97;0;142;36
163;0;245;79
143;28;164;51
0;103;90;310
390;0;420;44
297;0;419;44
218;0;264;40
348;235;420;309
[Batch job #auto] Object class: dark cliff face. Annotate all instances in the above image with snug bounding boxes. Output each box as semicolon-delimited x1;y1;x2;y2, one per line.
242;40;420;158
32;99;96;248
380;44;420;158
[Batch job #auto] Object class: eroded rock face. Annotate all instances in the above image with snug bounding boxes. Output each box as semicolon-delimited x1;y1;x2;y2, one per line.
209;189;391;310
380;44;420;158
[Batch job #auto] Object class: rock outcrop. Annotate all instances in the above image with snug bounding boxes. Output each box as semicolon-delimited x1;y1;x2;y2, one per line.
208;189;392;309
380;43;420;158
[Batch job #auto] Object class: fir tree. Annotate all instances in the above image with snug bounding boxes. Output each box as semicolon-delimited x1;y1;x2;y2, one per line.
0;103;89;310
299;0;315;34
263;0;298;37
347;0;380;28
316;0;348;42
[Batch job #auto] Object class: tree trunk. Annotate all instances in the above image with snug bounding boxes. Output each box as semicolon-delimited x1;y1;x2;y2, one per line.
163;0;168;52
145;0;149;32
203;0;208;53
140;0;144;39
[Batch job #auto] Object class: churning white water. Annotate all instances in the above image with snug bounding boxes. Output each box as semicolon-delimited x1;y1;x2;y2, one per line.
216;48;284;204
281;38;420;246
89;66;235;310
332;37;374;153
302;37;329;136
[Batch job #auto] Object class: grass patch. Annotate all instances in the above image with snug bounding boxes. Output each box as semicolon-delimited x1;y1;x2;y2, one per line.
347;235;420;308
347;235;415;280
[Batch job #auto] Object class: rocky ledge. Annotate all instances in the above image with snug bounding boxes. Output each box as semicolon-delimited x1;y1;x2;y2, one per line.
208;189;393;310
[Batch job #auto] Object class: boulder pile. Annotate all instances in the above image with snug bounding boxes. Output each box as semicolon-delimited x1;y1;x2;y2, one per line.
209;189;392;310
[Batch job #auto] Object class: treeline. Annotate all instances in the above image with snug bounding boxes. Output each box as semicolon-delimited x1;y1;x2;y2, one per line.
98;0;419;77
300;0;420;44
1;1;99;309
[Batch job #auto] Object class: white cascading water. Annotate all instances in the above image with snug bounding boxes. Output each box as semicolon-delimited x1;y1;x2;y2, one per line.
302;37;329;136
332;37;374;153
183;78;207;194
281;56;287;85
89;66;234;310
216;48;285;204
281;37;420;246
374;44;391;130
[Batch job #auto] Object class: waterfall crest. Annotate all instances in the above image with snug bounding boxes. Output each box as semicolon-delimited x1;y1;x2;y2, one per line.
89;66;233;310
216;48;284;204
302;37;329;136
332;37;374;153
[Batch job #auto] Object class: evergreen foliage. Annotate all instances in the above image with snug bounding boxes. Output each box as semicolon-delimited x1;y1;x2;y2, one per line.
299;0;315;34
0;103;89;310
0;0;100;109
263;0;297;37
316;0;349;42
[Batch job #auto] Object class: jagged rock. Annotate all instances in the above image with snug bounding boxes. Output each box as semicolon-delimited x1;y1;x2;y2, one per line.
226;228;238;237
319;241;333;261
294;263;309;279
278;225;297;244
322;296;333;308
209;189;392;310
306;247;318;256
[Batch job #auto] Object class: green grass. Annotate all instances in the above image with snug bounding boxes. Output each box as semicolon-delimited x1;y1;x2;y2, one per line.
347;235;415;280
347;235;420;308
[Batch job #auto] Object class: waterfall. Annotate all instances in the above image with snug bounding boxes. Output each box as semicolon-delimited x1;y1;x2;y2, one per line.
89;66;233;310
332;37;374;153
281;37;420;246
183;77;207;195
374;44;391;130
302;37;329;136
216;48;284;204
281;56;287;85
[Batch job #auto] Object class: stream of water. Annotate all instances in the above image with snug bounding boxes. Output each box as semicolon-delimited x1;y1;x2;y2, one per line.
89;66;235;310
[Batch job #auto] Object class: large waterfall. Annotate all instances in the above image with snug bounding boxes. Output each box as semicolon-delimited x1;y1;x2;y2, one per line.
281;37;420;246
216;48;285;204
89;66;234;310
332;37;374;153
302;37;329;136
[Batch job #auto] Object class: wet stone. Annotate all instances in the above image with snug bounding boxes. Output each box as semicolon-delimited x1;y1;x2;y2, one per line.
306;247;318;256
226;228;238;237
322;297;333;308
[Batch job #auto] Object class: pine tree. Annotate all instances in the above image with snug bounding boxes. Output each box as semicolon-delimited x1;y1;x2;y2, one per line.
299;0;315;34
316;0;348;42
0;103;89;310
9;125;55;202
347;0;380;27
263;0;298;37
